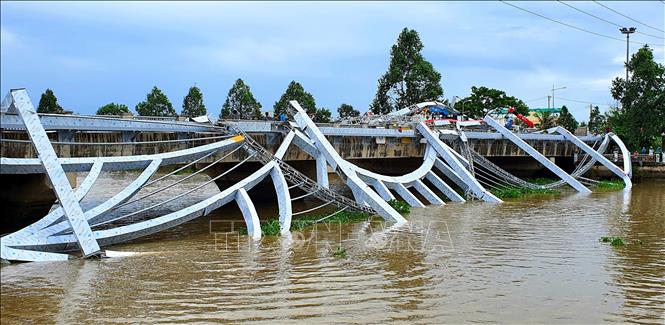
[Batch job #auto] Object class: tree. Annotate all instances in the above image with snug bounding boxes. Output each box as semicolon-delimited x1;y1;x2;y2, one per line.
135;86;176;117
220;79;262;120
535;111;556;130
181;86;206;118
588;105;606;134
557;105;578;132
456;86;529;118
370;28;443;114
37;89;64;114
609;45;665;149
337;103;360;119
96;103;130;116
273;81;316;117
314;108;332;123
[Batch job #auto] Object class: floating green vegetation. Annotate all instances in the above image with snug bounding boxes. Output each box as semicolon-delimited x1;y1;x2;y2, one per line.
600;236;626;246
491;186;559;199
599;236;644;247
332;246;347;258
387;199;410;214
597;179;625;191
238;211;372;237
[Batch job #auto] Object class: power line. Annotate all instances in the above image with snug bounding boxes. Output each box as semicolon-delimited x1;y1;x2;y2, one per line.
499;1;663;47
525;96;549;103
593;1;665;33
557;1;664;40
557;97;612;107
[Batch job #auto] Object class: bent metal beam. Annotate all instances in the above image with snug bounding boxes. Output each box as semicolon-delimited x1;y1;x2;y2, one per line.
483;116;591;194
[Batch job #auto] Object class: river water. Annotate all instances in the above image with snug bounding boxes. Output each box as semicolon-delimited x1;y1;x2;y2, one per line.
1;173;663;324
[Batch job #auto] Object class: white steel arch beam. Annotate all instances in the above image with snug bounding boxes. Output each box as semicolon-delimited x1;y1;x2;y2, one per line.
0;159;102;261
4;89;100;257
413;180;445;205
2;160;104;241
393;183;425;208
3;159;163;246
271;131;294;234
8;161;278;251
235;188;261;240
292;130;448;205
483;116;591;194
270;166;292;235
433;158;469;192
371;179;395;201
609;133;632;178
316;154;329;189
548;127;632;189
290;101;406;224
344;145;437;186
0;135;244;174
418;123;502;203
425;171;465;202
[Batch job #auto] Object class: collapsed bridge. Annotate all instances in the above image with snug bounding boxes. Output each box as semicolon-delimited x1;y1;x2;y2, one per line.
0;89;632;262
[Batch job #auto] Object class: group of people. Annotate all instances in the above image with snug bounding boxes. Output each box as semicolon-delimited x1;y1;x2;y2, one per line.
631;146;663;164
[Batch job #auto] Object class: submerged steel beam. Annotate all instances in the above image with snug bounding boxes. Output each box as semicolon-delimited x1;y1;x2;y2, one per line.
425;171;465;202
393;183;425;208
417;122;501;203
549;127;632;189
5;89;100;257
371;179;395;201
271;131;294;234
290;101;406;224
316;154;329;189
235;188;261;240
483;116;591;194
413;180;445;205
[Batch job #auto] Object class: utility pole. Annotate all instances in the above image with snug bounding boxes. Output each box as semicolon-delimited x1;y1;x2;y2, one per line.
588;104;593;135
620;27;636;82
551;85;566;109
547;96;551;109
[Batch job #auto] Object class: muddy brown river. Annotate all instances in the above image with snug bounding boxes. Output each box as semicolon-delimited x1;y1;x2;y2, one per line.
1;173;663;324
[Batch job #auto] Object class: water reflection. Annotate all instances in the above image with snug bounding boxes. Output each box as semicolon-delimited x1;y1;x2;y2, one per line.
1;173;663;323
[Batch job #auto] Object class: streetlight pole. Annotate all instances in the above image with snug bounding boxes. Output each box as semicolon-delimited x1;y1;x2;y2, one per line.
620;27;636;82
551;85;566;109
453;96;464;120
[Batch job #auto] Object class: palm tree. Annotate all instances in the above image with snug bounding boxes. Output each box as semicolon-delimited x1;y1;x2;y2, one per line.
535;111;556;130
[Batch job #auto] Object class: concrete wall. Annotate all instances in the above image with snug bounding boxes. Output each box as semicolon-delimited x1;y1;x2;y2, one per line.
1;130;583;160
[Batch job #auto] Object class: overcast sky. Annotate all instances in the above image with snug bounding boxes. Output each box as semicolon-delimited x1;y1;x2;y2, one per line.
1;1;663;121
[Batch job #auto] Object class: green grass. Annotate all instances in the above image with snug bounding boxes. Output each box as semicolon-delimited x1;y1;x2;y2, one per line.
600;236;626;246
387;199;410;214
491;186;559;199
597;179;625;191
332;246;347;258
238;211;372;237
600;236;644;247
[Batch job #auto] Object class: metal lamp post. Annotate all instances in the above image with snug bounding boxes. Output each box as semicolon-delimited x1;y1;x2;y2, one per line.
620;27;636;82
551;85;566;109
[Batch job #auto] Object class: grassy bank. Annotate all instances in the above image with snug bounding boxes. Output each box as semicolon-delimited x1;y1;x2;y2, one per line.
597;179;626;191
491;186;560;199
239;200;410;236
238;211;374;236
